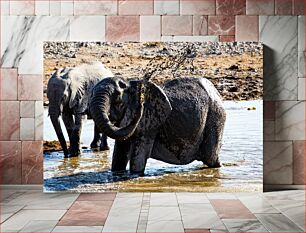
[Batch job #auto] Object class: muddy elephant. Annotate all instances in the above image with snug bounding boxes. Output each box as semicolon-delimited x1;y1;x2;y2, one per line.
47;61;114;157
89;77;226;174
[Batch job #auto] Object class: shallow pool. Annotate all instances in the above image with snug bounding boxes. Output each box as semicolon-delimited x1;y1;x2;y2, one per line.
43;100;263;192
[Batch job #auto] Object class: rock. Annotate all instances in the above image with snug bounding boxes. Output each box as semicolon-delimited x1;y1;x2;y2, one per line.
228;64;239;70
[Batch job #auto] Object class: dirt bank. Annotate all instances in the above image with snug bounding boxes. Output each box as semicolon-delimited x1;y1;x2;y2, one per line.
43;42;263;105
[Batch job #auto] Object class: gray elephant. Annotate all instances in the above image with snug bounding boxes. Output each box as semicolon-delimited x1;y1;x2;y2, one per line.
89;76;226;174
47;61;114;157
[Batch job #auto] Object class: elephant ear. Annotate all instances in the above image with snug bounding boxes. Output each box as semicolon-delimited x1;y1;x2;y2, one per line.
67;71;85;110
138;81;172;134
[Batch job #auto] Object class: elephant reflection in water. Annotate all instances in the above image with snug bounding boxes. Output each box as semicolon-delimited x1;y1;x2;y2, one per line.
90;77;226;175
47;61;113;158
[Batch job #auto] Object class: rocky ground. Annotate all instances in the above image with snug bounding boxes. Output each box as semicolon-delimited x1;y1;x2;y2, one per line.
43;41;263;105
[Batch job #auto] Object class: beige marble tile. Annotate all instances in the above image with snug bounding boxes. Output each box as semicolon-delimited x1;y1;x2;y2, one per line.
61;1;74;15
146;220;184;233
275;101;305;140
148;207;181;221
264;141;293;184
256;213;304;232
154;0;179;15
223;219;268;232
298;78;305;100
140;16;161;42
20;220;58;232
1;204;25;223
119;0;153;15
1;0;10;15
52;226;104;232
176;193;210;204
70;16;105;41
264;120;275;141
20;101;35;118
35;1;50;15
1;209;66;232
150;193;178;206
20;118;35;140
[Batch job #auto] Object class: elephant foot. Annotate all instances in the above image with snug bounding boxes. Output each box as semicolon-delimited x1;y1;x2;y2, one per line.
204;160;222;168
90;142;100;149
130;170;145;177
69;147;81;157
100;144;110;151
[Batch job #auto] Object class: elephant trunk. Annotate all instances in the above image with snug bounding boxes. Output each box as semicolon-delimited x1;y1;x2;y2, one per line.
49;106;69;156
90;88;142;140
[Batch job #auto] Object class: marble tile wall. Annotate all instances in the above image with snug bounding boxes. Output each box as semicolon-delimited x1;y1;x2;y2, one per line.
0;0;305;186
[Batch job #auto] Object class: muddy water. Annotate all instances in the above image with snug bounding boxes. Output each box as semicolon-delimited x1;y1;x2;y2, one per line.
43;100;262;192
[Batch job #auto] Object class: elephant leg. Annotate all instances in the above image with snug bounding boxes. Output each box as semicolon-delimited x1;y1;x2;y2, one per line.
200;108;226;168
62;111;75;142
90;124;101;149
70;113;83;157
100;134;110;151
111;140;130;172
129;136;155;175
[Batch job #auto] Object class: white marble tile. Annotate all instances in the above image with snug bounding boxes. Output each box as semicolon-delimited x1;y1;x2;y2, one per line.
35;1;50;15
50;1;61;15
182;212;221;229
70;16;105;41
7;191;78;209
1;16;70;74
116;192;143;198
20;220;58;232
263;141;293;184
298;16;305;78
146;221;184;233
275;101;305;140
264;120;275;141
260;16;298;100
256;213;304;232
1;209;66;232
298;78;305;100
148;207;181;221
238;196;279;214
52;226;104;232
223;219;268;232
161;35;219;42
180;203;219;229
0;204;25;223
150;193;178;206
154;0;179;15
61;1;74;16
103;195;142;232
263;190;305;201
140;16;161;42
20;101;35;118
267;200;305;230
20;118;35;140
1;1;10;15
176;192;210;204
35;101;44;140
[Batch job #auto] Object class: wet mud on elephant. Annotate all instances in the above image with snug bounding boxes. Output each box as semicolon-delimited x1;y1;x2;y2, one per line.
89;77;226;175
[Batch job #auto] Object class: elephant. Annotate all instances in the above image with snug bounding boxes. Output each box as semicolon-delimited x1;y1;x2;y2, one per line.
47;61;114;157
89;76;226;174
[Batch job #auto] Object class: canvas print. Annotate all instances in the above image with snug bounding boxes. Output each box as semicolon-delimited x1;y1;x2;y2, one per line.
43;41;263;192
